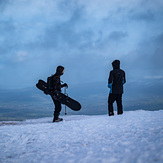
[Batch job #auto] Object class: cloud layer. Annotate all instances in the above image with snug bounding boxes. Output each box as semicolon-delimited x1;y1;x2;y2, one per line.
0;0;163;88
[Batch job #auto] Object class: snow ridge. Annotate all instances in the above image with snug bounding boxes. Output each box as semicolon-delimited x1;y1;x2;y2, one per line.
0;110;163;163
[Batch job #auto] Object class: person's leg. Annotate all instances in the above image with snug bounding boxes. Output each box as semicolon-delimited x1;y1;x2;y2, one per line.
116;94;123;115
108;94;116;116
51;96;62;122
53;100;61;119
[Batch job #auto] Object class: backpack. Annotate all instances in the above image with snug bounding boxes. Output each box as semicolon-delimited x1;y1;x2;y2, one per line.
47;76;53;90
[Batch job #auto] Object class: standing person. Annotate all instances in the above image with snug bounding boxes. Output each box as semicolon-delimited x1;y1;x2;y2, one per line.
49;66;68;122
108;60;126;116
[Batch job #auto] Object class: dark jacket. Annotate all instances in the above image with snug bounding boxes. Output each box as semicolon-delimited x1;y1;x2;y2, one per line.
108;60;126;94
51;66;65;98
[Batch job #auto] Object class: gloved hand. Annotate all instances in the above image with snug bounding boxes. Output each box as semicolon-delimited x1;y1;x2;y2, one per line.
62;83;68;88
108;83;112;88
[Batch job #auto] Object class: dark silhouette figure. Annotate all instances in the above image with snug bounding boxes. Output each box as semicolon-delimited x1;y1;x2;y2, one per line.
108;60;126;116
49;66;68;122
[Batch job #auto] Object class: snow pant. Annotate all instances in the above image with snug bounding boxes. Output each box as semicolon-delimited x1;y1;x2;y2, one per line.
51;96;61;119
108;93;123;116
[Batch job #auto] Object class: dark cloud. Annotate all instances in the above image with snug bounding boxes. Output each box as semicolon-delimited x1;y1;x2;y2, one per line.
149;33;163;69
0;20;17;56
121;32;163;83
58;0;81;13
108;31;128;41
0;0;9;12
138;33;163;70
27;7;89;50
129;10;155;22
0;0;163;89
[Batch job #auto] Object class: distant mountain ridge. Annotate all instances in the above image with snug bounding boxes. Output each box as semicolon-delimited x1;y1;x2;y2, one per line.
0;80;163;121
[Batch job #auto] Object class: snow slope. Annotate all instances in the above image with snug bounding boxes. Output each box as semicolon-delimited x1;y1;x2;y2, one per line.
0;110;163;163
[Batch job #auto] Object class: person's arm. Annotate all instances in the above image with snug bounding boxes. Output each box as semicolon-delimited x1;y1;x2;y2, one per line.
108;71;113;93
61;83;68;88
108;71;113;85
123;71;126;84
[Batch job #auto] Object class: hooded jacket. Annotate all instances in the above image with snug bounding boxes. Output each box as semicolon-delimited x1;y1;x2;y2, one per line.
108;60;126;94
51;66;65;93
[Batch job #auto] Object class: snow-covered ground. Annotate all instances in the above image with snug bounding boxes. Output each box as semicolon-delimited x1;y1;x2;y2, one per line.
0;110;163;163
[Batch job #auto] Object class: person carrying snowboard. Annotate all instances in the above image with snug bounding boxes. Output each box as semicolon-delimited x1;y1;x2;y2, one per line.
108;60;126;116
49;66;68;122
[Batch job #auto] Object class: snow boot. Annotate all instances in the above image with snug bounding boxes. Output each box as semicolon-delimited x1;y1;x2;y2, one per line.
109;112;114;116
53;117;63;123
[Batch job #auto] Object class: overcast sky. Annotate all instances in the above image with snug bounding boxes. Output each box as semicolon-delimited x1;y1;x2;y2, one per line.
0;0;163;89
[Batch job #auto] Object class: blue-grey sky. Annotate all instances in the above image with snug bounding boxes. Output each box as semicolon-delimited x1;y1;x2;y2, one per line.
0;0;163;89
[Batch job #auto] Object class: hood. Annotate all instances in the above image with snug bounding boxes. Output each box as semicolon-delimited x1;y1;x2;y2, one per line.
56;66;65;76
112;60;120;69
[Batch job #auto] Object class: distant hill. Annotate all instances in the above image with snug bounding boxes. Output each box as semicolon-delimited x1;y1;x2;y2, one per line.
0;79;163;121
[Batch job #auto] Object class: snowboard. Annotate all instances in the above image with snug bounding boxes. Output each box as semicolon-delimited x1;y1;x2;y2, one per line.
36;80;81;111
